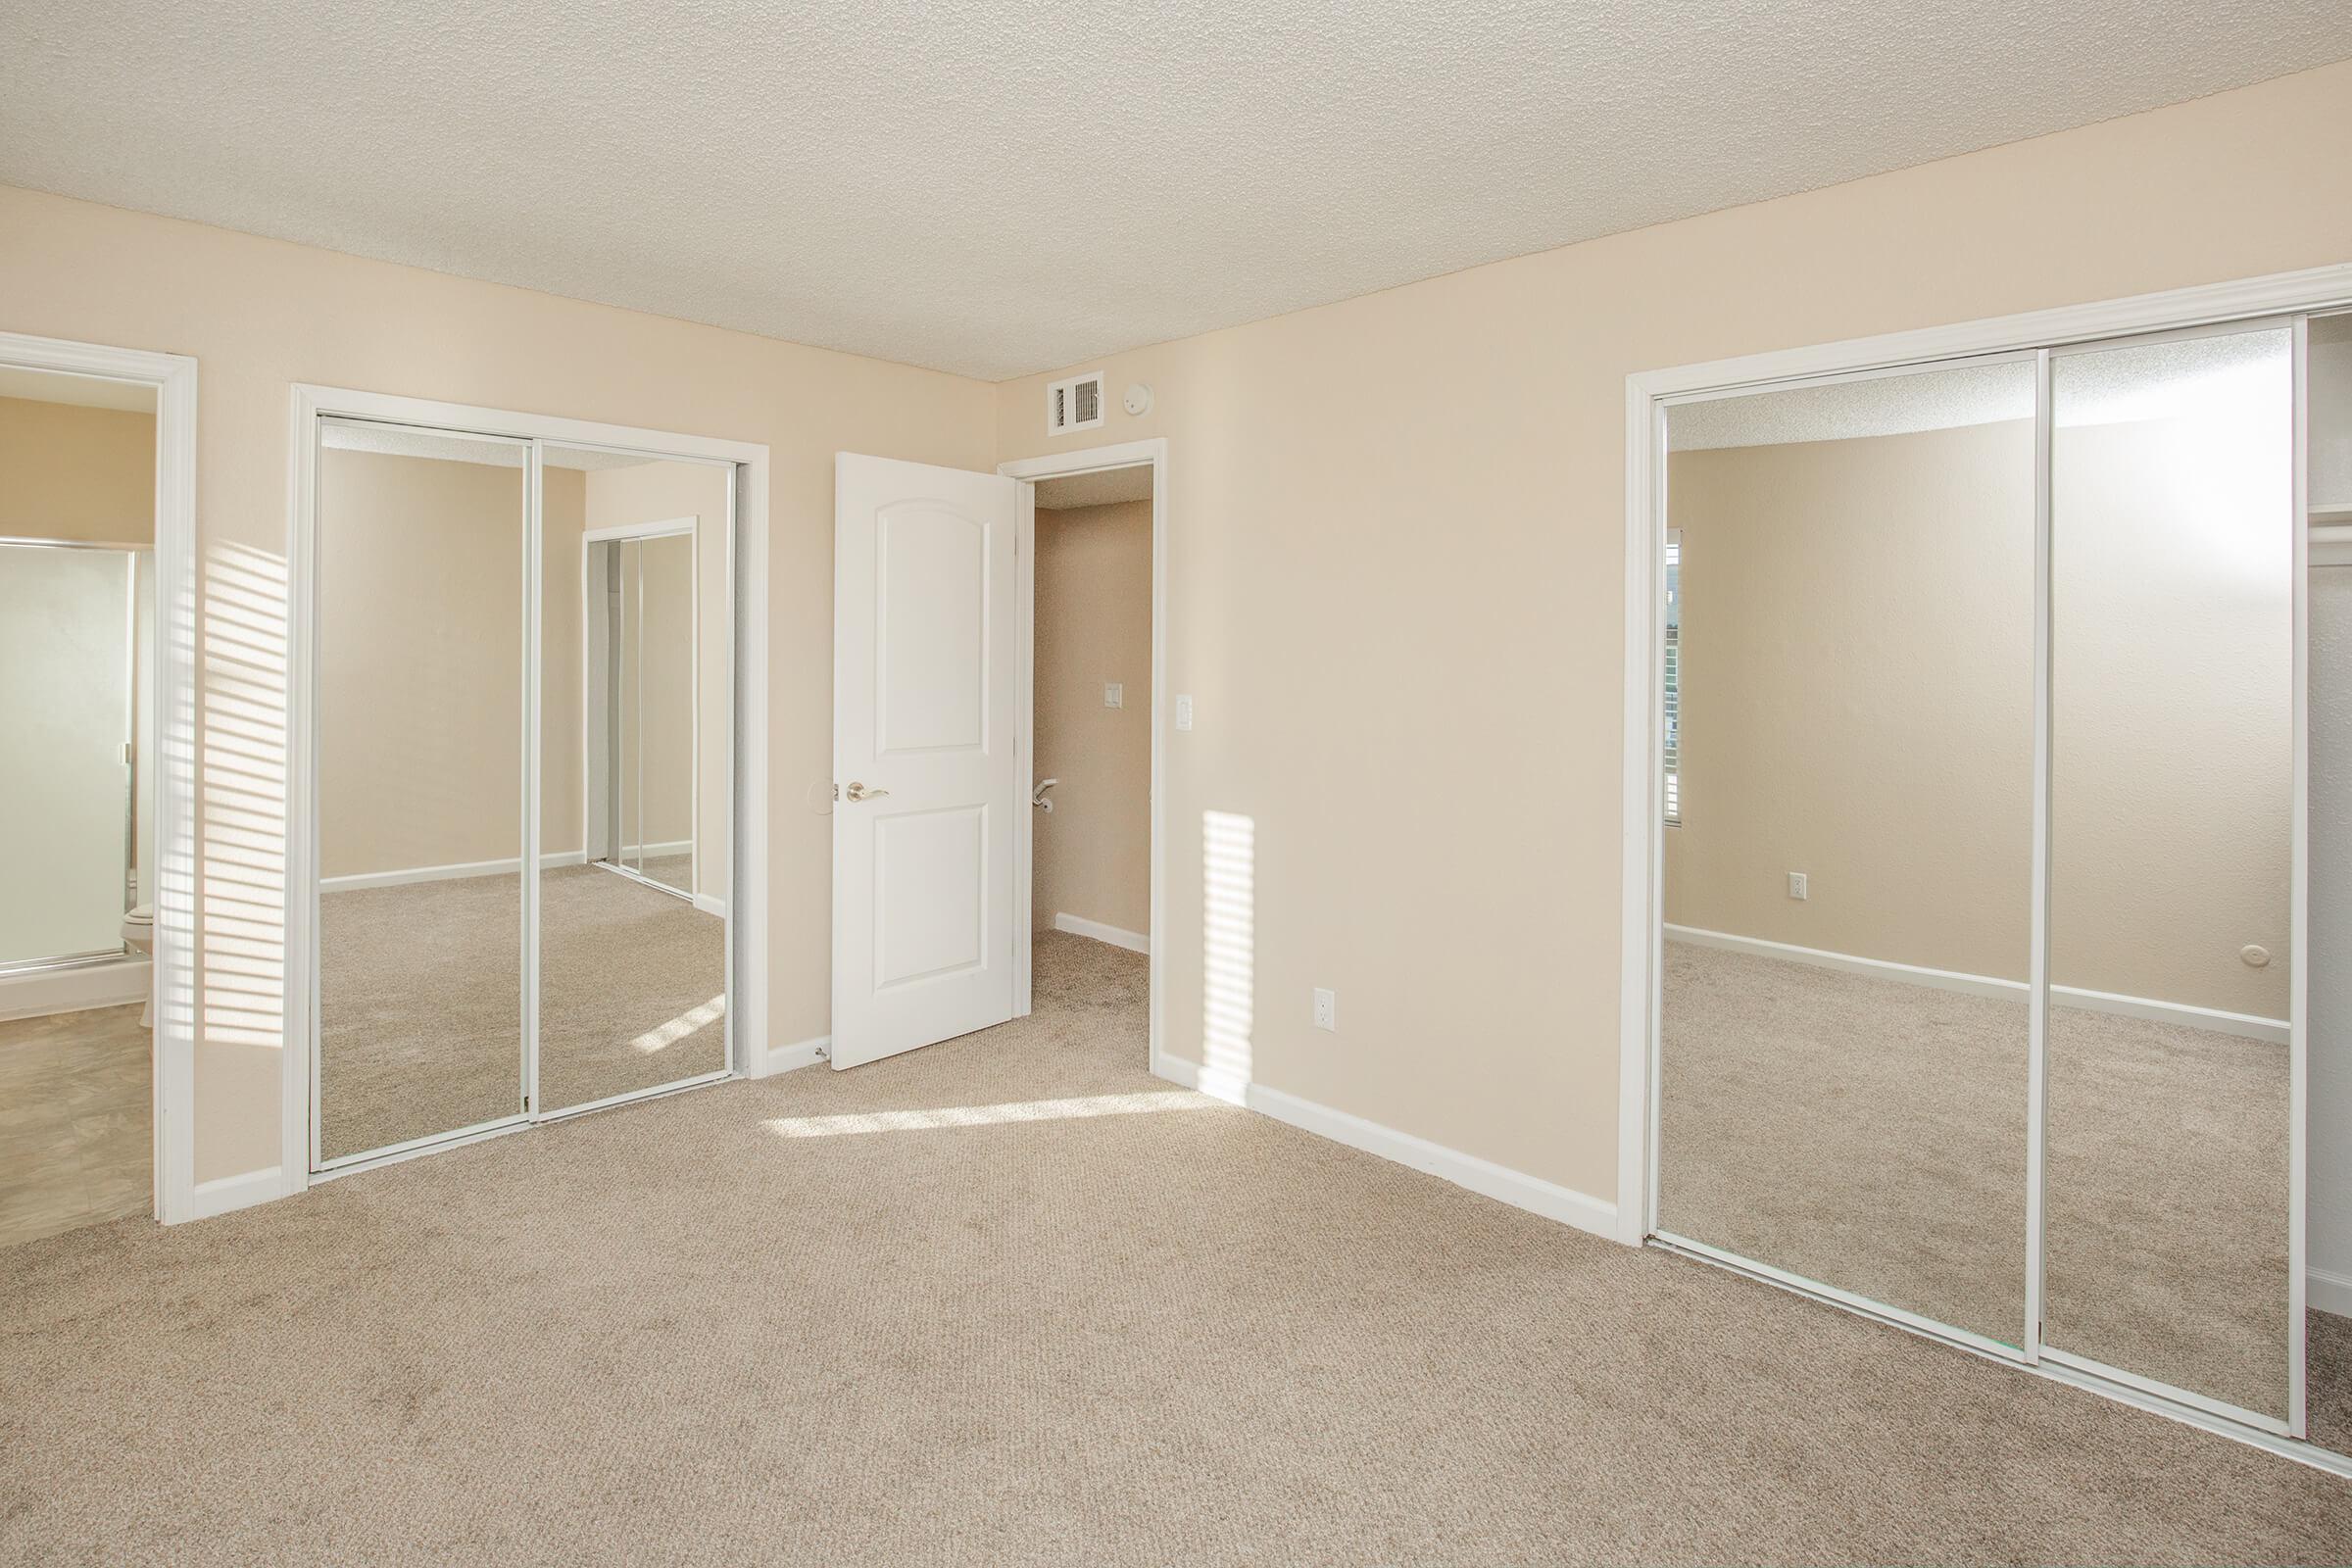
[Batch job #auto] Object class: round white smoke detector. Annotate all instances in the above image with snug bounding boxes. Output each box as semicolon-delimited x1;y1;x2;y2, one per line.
1123;382;1152;416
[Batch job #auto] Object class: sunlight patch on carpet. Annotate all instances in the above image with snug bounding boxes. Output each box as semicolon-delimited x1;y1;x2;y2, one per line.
762;1090;1215;1139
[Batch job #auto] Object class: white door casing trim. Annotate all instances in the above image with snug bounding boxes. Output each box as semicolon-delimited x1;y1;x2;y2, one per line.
284;385;769;1200
0;331;198;1227
999;437;1169;1081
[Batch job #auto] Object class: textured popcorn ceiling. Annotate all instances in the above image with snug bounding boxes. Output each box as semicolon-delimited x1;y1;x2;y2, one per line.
2;2;2345;381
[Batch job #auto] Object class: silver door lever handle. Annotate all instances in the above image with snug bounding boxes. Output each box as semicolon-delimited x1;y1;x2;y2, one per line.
845;781;888;802
1031;778;1058;811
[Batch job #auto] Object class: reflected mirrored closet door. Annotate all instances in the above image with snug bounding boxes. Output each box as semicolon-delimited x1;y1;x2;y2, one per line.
1655;356;2039;1350
2044;321;2300;1428
315;421;528;1165
538;450;729;1115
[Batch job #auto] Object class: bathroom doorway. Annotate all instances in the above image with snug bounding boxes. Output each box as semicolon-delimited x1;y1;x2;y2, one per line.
0;340;196;1245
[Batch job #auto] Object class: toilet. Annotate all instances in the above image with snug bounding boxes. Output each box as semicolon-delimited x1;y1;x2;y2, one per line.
120;904;154;1027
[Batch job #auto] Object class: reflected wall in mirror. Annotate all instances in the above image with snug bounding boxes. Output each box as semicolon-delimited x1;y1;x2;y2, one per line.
2310;309;2352;1457
1656;359;2037;1347
315;421;526;1162
540;450;729;1114
2044;325;2297;1422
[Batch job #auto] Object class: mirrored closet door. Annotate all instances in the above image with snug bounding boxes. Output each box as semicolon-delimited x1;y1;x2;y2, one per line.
1649;302;2344;1455
315;422;529;1164
539;451;729;1116
311;422;733;1168
1654;356;2039;1351
2044;323;2298;1426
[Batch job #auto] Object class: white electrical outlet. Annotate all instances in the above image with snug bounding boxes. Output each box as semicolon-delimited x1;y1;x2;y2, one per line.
1174;695;1194;731
1103;681;1123;709
1312;988;1337;1031
1788;871;1808;901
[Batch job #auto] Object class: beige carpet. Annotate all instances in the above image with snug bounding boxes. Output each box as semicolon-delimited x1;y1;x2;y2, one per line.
1661;939;2298;1419
0;1003;149;1249
6;933;2352;1564
318;864;724;1160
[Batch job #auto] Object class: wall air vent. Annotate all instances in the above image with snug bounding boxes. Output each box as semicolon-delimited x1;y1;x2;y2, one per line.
1047;370;1106;436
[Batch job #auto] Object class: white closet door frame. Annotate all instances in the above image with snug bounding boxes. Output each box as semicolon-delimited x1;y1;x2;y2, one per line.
1618;261;2352;1475
287;387;767;1186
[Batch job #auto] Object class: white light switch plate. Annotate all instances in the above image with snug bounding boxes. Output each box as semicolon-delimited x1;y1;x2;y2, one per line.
1104;681;1123;709
1174;695;1194;730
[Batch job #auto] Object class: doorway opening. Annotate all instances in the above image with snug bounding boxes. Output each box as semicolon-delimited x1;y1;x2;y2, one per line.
0;332;196;1239
1023;461;1155;1055
825;439;1167;1081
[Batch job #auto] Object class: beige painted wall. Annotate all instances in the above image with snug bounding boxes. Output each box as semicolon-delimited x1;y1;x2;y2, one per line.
992;59;2352;1206
1662;419;2037;982
317;452;594;880
1034;500;1152;937
0;396;154;543
0;180;996;1183
2050;415;2293;1017
584;459;732;902
319;449;522;877
1662;416;2291;1019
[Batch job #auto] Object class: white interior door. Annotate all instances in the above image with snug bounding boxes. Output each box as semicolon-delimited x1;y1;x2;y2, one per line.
832;454;1020;1068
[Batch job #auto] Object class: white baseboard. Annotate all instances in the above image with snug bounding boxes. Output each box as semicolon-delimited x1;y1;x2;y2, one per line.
694;893;728;918
180;1165;281;1222
2313;1267;2352;1318
748;1035;828;1078
322;851;587;892
618;839;692;859
1053;912;1150;955
1151;1055;1619;1243
1664;924;2288;1046
0;956;150;1021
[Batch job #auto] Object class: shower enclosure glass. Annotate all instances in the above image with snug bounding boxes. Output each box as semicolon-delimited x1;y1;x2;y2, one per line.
0;540;139;970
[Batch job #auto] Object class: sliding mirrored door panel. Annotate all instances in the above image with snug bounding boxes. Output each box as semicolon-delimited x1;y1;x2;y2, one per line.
314;421;528;1164
1655;357;2038;1348
538;452;729;1114
2044;323;2298;1423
